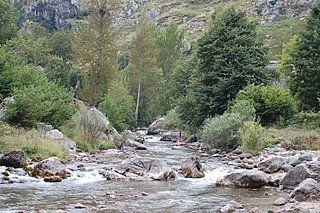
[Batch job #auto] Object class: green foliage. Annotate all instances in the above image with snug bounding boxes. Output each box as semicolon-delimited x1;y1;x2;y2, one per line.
289;2;320;110
201;113;248;151
19;20;48;39
48;30;73;61
232;85;298;126
179;7;269;127
278;35;299;77
163;108;189;131
290;112;320;129
239;121;263;155
44;55;73;87
0;0;18;44
228;99;256;122
100;81;135;131
5;81;75;127
0;64;47;98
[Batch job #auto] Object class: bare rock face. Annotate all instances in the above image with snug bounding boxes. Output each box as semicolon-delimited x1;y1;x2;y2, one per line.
103;157;176;181
0;150;25;168
216;170;269;188
181;155;205;178
290;178;320;202
32;157;70;180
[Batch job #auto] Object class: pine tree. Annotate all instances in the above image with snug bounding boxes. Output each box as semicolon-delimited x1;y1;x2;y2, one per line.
290;3;320;110
72;0;119;106
179;7;269;127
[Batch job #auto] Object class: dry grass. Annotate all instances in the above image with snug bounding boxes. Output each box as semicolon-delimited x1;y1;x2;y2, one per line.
0;128;69;160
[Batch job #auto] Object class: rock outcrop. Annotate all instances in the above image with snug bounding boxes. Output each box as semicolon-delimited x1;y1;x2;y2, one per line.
181;155;205;178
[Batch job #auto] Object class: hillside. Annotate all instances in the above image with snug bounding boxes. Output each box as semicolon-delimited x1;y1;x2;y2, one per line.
12;0;318;58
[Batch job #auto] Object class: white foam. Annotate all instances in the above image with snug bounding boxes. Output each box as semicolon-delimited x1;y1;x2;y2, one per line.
69;169;104;184
185;167;231;186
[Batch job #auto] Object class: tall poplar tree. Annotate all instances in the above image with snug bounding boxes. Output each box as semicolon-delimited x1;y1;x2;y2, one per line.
129;15;159;125
73;0;119;106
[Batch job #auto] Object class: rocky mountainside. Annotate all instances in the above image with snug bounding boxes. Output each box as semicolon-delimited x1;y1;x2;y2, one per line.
12;0;319;56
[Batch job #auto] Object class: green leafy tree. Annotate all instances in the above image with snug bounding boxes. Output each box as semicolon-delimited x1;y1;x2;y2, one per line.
73;0;119;106
129;15;160;125
49;30;74;61
0;0;18;44
279;35;299;77
289;3;320;110
179;7;269;127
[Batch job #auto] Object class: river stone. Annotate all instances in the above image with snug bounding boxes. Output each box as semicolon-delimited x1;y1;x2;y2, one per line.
258;156;284;173
216;170;268;188
44;176;62;182
0;150;25;168
282;165;311;189
290;178;320;202
220;200;244;213
126;139;147;150
147;117;165;134
110;157;176;181
184;135;197;143
181;155;205;178
32;157;70;179
272;197;287;206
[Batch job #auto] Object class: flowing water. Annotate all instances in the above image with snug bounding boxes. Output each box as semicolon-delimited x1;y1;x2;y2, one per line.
0;133;283;212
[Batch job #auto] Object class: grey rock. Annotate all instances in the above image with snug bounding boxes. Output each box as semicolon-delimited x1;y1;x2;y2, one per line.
282;165;311;189
126;139;147;150
290;178;320;201
272;197;287;206
282;164;294;172
147;117;165;134
0;97;14;120
0;150;25;168
298;154;313;162
32;157;69;179
184;135;197;143
220;201;244;213
216;170;268;188
36;123;53;133
258;156;284;173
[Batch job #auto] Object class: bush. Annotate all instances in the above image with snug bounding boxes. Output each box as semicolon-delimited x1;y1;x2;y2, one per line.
239;121;264;155
5;81;75;127
228;99;256;122
290;112;320;129
163;108;189;130
201;113;247;151
232;85;298;126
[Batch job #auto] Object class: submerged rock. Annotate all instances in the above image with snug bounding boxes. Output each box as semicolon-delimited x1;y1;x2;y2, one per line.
282;165;311;189
181;155;205;178
290;178;320;202
0;150;25;168
103;157;175;181
216;170;268;188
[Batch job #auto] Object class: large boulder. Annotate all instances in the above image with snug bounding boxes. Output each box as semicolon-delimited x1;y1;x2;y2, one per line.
258;156;284;173
147;117;165;134
216;170;269;188
126;140;147;150
160;131;179;142
104;157;176;181
45;129;77;151
290;178;320;202
184;135;197;143
32;157;70;181
0;150;25;168
181;155;205;178
282;165;311;189
0;97;14;120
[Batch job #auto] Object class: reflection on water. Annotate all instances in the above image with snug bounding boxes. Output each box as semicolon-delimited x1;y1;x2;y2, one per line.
0;134;283;212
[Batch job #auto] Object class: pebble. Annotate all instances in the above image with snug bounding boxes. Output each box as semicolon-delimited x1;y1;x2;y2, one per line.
74;203;86;209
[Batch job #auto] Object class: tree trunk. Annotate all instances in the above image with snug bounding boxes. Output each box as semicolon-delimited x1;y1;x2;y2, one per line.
135;78;141;126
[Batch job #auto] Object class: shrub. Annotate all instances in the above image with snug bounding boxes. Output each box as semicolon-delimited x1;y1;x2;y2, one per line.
290;112;320;129
5;81;75;127
201;113;247;151
163;108;188;130
239;121;264;155
232;85;298;126
228;99;256;122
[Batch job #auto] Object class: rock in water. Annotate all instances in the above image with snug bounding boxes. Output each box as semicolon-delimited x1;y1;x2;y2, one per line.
290;178;320;202
282;165;311;189
44;176;62;182
216;170;268;188
258;156;284;173
0;150;25;168
220;201;244;213
126;140;147;150
32;157;70;180
147;117;165;134
181;155;205;178
184;135;197;143
104;157;176;181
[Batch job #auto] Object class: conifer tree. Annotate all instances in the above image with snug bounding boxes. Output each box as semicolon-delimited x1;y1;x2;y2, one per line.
179;7;269;127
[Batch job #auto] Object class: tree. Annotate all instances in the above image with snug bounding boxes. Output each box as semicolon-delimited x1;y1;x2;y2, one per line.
289;3;320;110
73;0;119;106
279;35;299;77
49;30;74;61
0;0;18;44
179;7;269;127
129;15;160;125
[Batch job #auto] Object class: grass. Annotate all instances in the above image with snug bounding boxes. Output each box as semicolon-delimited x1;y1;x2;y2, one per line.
0;126;69;160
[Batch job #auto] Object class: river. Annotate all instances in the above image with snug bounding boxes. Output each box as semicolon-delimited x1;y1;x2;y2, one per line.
0;133;283;212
